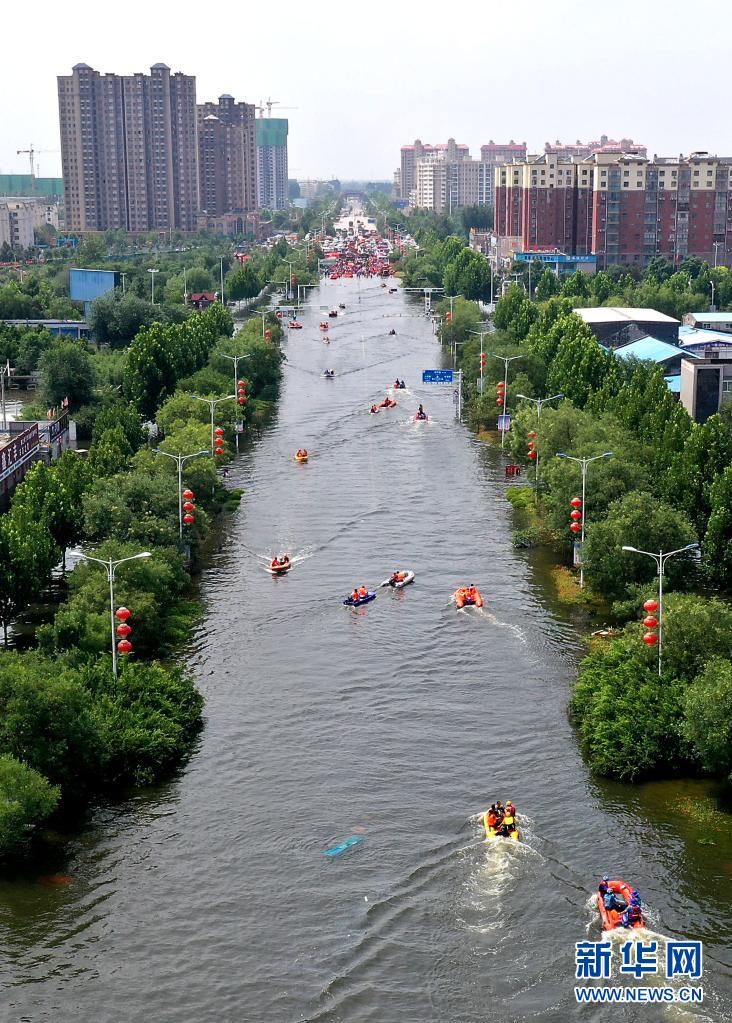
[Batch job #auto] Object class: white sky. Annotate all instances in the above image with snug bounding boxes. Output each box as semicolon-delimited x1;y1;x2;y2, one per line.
3;0;732;182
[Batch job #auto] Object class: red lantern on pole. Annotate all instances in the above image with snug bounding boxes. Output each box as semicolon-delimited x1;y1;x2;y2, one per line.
117;639;133;655
215;448;225;457
570;497;582;509
643;615;659;629
238;397;246;405
570;510;582;521
183;500;195;512
237;379;246;388
528;430;537;439
183;512;196;525
643;598;659;613
214;426;225;437
527;441;535;450
496;397;504;405
496;381;505;390
115;606;131;622
116;622;132;638
642;632;658;645
182;489;195;501
528;450;537;460
569;522;581;534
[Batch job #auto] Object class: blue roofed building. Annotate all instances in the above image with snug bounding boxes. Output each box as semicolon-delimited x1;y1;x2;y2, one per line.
683;311;732;334
678;324;732;356
613;335;695;378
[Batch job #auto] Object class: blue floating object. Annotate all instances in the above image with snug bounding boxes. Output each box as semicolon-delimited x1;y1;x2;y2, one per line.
343;591;376;607
324;835;364;857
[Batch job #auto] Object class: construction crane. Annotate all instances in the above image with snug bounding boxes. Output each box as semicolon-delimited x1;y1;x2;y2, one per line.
256;99;298;118
16;144;58;182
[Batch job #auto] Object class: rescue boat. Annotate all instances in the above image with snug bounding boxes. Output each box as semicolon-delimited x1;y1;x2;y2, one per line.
294;452;309;463
483;812;520;840
343;591;377;607
455;588;484;609
270;559;291;575
379;398;397;409
597;881;645;931
380;570;415;589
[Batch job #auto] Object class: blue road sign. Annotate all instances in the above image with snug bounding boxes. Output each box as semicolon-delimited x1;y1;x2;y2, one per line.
497;414;511;432
422;369;454;384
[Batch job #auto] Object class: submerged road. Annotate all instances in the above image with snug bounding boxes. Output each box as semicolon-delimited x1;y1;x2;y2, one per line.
2;276;731;1022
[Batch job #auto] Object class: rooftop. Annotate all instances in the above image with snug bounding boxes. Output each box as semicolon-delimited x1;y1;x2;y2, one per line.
687;311;732;322
678;325;732;347
574;306;680;325
614;336;693;364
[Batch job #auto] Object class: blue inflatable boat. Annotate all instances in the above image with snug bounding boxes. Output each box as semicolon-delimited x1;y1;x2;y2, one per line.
343;591;377;607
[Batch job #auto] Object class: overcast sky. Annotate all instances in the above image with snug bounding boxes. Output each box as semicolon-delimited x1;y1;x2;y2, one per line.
3;0;732;183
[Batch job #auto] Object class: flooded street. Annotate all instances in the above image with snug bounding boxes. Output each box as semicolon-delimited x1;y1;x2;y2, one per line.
2;276;731;1023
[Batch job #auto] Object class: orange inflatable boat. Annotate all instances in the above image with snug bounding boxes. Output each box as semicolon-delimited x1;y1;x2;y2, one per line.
597;880;645;930
455;588;484;609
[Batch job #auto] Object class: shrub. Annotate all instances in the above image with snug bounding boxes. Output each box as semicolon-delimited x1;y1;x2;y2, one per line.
0;755;60;857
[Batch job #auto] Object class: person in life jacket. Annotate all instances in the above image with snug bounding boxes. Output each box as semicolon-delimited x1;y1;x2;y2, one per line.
505;800;516;817
350;589;360;602
621;901;643;927
603;888;621;912
394;379;401;388
598;875;611;898
358;586;369;599
500;814;516;837
271;557;281;568
466;584;478;603
370;405;379;413
281;554;290;566
390;571;405;585
486;804;500;831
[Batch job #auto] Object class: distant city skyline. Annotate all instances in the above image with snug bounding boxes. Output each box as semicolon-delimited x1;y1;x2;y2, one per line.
3;0;732;181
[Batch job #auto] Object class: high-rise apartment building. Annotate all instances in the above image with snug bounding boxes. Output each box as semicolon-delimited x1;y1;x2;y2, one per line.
543;136;647;160
399;139;470;204
479;141;527;207
57;62;198;233
197;95;258;215
494;150;732;268
256;118;288;210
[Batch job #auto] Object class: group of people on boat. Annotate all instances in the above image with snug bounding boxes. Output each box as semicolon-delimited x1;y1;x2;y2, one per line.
349;586;370;602
456;584;481;605
415;404;427;421
296;448;309;459
389;329;397;335
324;369;335;377
485;801;518;838
393;379;406;389
271;554;291;571
389;571;408;585
598;876;644;927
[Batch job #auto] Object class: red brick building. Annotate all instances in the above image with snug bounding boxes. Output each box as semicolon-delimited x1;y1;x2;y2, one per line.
494;151;732;269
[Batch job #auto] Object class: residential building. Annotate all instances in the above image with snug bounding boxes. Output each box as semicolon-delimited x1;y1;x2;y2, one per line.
411;139;481;212
197;95;257;216
57;62;199;233
573;306;680;347
0;176;64;200
494;151;732;269
0;198;59;248
479;141;527;207
683;311;732;333
256;118;288;210
680;352;732;422
544;136;647;160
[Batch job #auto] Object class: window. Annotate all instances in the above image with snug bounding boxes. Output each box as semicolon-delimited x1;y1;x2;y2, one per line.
722;379;732;393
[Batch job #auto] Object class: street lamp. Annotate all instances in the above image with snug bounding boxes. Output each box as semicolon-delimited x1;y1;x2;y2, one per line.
147;267;159;304
557;451;613;588
74;550;152;677
488;352;523;448
621;543;700;676
219;353;253;450
155;448;209;538
219;256;226;306
516;393;564;495
283;259;295;299
710;280;715;313
191;394;237;452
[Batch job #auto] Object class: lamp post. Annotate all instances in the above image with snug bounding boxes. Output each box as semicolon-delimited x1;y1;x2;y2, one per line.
284;259;295;300
489;352;523;448
155;448;209;538
191;394;237;452
147;267;159;304
74;550;152;677
713;240;722;268
710;280;716;313
516;393;564;495
621;543;700;676
219;256;225;306
557;451;613;587
219;353;253;450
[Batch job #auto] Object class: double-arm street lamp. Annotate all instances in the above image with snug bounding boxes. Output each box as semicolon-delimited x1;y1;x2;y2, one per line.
74;550;152;677
155;448;209;538
557;451;613;587
147;267;159;304
489;352;524;449
516;393;564;494
191;394;237;452
219;353;253;450
621;543;700;675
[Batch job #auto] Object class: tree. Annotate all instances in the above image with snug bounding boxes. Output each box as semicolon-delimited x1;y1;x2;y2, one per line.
443;248;491;300
83;469;181;547
535;269;559;301
89;291;156;348
683;659;732;779
545;317;617;408
226;263;261;301
0;506;58;644
663;408;732;538
583;491;697;602
87;426;133;477
701;465;732;589
0;754;59;856
39;340;97;410
12;456;89;570
560;270;590;300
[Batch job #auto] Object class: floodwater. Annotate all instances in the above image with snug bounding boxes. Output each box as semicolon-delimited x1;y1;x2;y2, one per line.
2;278;731;1023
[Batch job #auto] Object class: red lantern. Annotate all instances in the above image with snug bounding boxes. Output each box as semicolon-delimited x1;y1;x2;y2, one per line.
570;497;582;509
643;632;658;645
496;397;504;405
117;639;133;655
527;441;535;449
643;615;659;629
527;450;537;460
643;599;659;613
182;500;195;512
215;448;225;457
570;510;582;521
264;329;272;339
214;426;225;437
237;379;246;388
182;489;195;501
115;606;131;622
569;522;582;534
528;431;537;439
238;396;246;405
183;513;195;525
116;622;132;637
496;381;505;390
